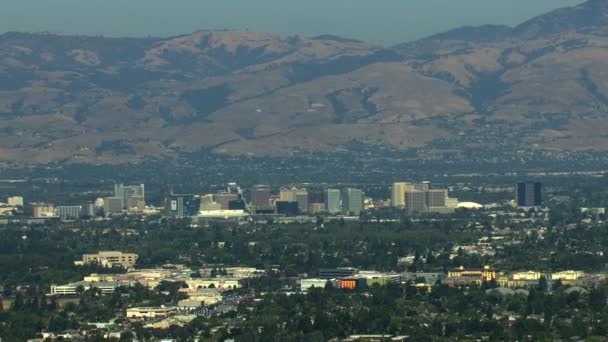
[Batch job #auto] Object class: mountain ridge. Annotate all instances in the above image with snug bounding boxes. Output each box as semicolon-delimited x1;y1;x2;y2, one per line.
1;0;608;164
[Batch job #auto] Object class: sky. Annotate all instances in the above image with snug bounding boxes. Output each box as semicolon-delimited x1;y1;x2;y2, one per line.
0;0;585;46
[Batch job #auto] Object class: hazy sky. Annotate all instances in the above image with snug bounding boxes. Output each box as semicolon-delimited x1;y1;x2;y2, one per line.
0;0;585;45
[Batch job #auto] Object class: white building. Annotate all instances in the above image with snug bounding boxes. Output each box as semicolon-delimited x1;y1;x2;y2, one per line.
81;251;139;268
126;306;176;320
50;280;133;296
300;278;328;292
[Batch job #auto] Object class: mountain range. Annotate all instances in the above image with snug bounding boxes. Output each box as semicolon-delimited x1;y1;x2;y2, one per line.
2;0;608;164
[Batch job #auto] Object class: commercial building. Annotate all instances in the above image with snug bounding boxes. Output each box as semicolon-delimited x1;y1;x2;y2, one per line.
551;270;585;286
300;278;329;292
114;184;145;210
338;279;359;289
166;194;200;218
319;268;358;279
341;188;363;216
250;186;271;207
324;189;342;213
279;187;298;202
200;195;222;211
295;189;309;213
126;307;177;320
7;196;23;207
103;197;123;215
406;191;427;213
497;271;542;288
83;203;96;217
56;206;82;220
391;182;413;208
228;199;246;210
198;210;249;222
308;203;326;214
516;182;542;208
213;193;240;210
444;266;497;287
276;201;299;216
81;251;139;268
32;203;56;218
184;278;241;290
50;280;133;296
393;182;455;214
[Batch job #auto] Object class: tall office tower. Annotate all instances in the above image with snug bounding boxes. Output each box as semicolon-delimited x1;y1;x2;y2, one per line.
391;182;413;208
251;186;272;207
516;182;542;208
406;191;427;213
308;190;324;205
84;203;96;217
279;187;298;202
114;184;145;210
324;189;342;213
341;188;364;216
427;189;448;208
166;194;201;218
295;188;309;213
104;197;123;216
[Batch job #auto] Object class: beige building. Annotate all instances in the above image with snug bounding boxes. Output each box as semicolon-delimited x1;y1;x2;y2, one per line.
81;251;138;268
552;270;585;285
497;271;542;288
391;182;414;208
185;278;241;290
126;306;176;320
444;266;497;287
7;196;24;207
392;182;455;214
32;204;56;218
512;271;542;281
279;187;298;202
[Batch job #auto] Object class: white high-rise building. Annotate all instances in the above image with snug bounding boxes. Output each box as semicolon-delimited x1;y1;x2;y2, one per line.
114;184;145;210
295;189;309;213
324;189;341;213
342;188;364;216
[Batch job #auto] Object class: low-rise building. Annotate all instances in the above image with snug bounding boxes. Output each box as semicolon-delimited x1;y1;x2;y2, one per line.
185;278;241;290
444;266;496;287
56;205;82;220
300;278;328;292
126;306;177;320
80;251;138;268
50;280;133;296
7;196;24;207
497;271;543;288
552;270;585;285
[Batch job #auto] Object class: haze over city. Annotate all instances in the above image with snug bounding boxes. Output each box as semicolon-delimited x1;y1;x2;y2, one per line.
0;0;583;44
